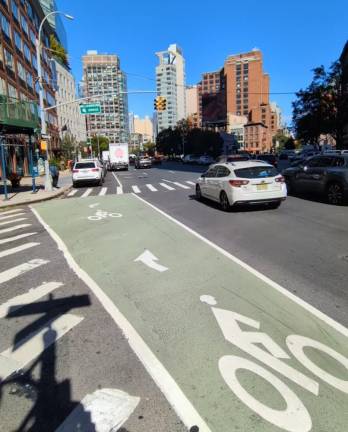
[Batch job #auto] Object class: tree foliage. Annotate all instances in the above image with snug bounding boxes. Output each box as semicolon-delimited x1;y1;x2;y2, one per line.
292;61;348;148
272;132;295;150
49;35;69;68
91;135;109;155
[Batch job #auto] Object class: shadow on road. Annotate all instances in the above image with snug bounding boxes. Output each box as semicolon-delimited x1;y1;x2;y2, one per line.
156;162;206;174
0;293;93;432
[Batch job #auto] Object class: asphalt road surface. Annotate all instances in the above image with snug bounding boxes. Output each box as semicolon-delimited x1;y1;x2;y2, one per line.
0;161;347;432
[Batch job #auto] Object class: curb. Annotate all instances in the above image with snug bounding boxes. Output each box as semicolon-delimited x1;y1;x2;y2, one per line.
0;184;72;211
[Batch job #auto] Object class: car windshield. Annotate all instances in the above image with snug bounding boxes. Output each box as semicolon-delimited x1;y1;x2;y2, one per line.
75;162;95;169
234;166;278;178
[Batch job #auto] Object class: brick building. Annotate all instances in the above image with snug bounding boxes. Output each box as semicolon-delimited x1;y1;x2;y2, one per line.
0;0;60;177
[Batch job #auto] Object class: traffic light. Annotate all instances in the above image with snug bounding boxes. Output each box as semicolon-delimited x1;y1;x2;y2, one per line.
154;96;167;111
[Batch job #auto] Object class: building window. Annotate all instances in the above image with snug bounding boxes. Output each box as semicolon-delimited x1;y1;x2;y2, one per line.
26;71;33;88
30;29;35;46
17;61;26;81
8;83;17;99
23;43;31;62
14;30;22;50
4;48;14;70
21;15;28;34
11;1;19;21
1;12;11;39
0;76;6;95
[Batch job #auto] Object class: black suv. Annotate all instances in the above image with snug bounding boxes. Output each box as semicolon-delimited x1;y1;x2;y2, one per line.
282;155;348;205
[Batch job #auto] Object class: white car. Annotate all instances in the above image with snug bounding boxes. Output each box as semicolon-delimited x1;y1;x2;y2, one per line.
195;161;287;210
198;155;215;165
72;160;104;187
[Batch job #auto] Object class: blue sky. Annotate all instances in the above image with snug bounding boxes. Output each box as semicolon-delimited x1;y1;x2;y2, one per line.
58;0;347;125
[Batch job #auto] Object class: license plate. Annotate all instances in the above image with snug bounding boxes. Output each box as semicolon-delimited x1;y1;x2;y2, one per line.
257;183;268;191
82;169;89;173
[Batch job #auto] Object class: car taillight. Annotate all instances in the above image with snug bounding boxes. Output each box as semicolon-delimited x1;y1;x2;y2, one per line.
229;179;249;187
91;168;99;172
275;176;285;183
72;169;79;173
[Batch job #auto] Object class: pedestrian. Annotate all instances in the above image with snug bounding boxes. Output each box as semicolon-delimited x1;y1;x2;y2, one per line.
49;163;59;188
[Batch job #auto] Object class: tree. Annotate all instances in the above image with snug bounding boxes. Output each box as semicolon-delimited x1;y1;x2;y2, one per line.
156;127;182;154
49;35;69;68
292;61;348;148
91;135;109;155
272;132;295;151
61;134;76;159
143;141;156;155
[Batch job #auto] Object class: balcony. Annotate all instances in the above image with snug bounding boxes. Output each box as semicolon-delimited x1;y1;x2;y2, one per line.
0;94;39;130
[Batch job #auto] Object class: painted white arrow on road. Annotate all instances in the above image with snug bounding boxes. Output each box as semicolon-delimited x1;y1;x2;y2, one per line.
89;203;100;209
134;250;168;273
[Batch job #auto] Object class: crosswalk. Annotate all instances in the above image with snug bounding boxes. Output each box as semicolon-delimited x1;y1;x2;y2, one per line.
66;180;196;199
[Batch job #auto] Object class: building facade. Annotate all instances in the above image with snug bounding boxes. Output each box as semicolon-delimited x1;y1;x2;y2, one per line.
133;115;153;143
54;59;86;143
82;50;129;144
244;122;271;153
227;114;248;148
155;43;186;132
0;0;61;176
200;69;226;128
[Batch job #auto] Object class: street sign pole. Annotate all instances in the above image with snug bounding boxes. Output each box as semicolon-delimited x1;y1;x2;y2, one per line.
0;135;8;201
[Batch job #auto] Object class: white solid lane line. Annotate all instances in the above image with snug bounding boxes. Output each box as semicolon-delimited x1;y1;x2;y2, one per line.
186;181;196;186
0;224;31;235
132;185;141;194
146;184;158;192
0;232;37;245
0;313;83;382
0;212;26;221
117;186;124;194
0;217;27;226
81;188;93;198
56;388;140;432
99;187;107;196
160;183;175;191
0;242;39;259
67;189;78;197
0;208;24;216
173;182;190;190
0;281;63;319
0;259;49;285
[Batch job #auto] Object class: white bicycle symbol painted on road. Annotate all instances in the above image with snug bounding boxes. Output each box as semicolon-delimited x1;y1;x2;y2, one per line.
88;209;123;221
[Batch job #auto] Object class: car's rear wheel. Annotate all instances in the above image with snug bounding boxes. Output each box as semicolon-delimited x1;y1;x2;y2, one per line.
327;182;344;205
195;184;202;200
220;191;230;211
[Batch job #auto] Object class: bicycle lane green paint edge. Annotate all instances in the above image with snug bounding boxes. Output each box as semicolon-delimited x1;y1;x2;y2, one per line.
34;195;348;432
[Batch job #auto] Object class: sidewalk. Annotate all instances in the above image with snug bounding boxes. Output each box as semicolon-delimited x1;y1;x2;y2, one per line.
0;170;72;209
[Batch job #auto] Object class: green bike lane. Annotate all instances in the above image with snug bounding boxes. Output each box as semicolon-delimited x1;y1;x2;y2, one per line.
34;194;348;432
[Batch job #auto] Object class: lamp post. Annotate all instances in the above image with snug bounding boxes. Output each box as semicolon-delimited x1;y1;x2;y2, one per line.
36;11;74;192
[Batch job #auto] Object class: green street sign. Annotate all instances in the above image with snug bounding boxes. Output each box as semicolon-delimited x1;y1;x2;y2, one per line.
80;103;101;115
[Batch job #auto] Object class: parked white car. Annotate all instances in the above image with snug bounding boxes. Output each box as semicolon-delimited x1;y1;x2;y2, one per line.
72;160;104;187
195;161;287;210
198;155;215;165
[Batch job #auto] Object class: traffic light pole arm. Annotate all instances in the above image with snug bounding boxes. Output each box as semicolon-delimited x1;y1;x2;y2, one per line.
44;91;158;112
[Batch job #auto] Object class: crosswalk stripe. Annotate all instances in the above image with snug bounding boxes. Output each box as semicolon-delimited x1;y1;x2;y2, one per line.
99;187;107;196
0;208;24;216
0;232;37;245
81;188;93;198
0;242;39;259
0;224;31;235
160;183;175;191
173;182;190;189
117;186;124;194
67;189;78;197
146;184;158;192
0;259;49;285
0;281;63;319
186;181;196;186
0;212;26;221
132;185;141;194
0;217;27;227
0;313;83;382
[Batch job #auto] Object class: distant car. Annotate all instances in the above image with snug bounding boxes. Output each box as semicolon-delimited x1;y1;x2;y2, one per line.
322;150;342;155
151;155;162;164
256;154;278;168
182;154;200;164
72;160;104;187
282;154;348;205
135;156;152;169
216;154;250;163
198;155;215;165
195;161;287;210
